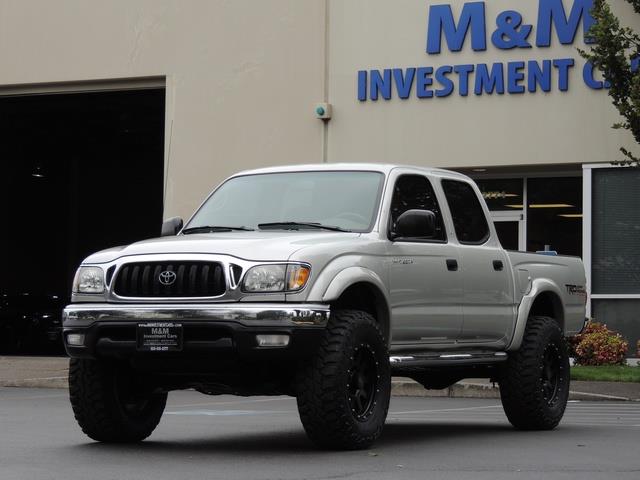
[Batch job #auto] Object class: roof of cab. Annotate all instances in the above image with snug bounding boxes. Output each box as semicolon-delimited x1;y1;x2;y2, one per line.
231;163;470;180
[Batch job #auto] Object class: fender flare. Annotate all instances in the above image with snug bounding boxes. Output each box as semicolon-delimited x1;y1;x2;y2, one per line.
506;278;565;351
317;266;391;342
319;266;388;304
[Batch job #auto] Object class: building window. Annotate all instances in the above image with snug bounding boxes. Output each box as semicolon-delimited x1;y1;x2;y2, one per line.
592;168;640;294
585;165;640;348
476;178;523;211
526;177;582;257
476;178;524;251
476;176;582;256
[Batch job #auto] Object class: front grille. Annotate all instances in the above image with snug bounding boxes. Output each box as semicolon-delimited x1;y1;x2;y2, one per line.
113;261;226;297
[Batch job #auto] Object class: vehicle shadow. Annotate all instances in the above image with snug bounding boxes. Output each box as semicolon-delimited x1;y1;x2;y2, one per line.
70;422;517;455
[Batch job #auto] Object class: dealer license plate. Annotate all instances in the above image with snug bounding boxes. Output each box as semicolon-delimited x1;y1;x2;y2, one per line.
136;322;183;352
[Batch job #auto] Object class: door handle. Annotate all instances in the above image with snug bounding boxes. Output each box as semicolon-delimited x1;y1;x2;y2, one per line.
446;259;458;271
493;260;504;271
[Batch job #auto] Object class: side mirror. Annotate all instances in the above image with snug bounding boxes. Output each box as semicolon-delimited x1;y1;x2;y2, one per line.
392;209;436;240
161;216;183;237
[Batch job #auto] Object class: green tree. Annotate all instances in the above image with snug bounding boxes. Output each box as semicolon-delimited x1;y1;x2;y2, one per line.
580;0;640;166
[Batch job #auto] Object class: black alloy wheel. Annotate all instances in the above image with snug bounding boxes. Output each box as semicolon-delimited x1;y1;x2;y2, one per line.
115;372;157;418
348;344;379;421
541;343;562;406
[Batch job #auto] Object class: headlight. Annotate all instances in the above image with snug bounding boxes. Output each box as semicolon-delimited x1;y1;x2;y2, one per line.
72;266;105;294
243;264;310;292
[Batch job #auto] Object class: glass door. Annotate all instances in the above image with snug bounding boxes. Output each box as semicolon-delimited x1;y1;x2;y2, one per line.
491;211;525;251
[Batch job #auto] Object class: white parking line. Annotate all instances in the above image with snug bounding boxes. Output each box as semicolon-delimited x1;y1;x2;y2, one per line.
563;423;640;427
565;407;640;411
565;406;640;410
165;409;285;416
391;405;502;415
569;391;633;400
563;413;640;416
387;416;640;427
169;396;295;408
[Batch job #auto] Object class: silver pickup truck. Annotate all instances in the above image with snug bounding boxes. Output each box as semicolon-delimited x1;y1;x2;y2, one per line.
63;164;586;450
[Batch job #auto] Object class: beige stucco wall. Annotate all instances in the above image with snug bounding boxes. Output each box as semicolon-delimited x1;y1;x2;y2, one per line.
327;0;639;169
0;0;326;219
0;0;638;218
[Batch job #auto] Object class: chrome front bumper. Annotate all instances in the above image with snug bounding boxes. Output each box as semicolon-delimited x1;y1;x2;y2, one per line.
63;303;330;328
63;303;331;360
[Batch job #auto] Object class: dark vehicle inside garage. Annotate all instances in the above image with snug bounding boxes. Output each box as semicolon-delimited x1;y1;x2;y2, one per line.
0;88;165;353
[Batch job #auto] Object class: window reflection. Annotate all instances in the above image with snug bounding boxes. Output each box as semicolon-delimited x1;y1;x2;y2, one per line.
476;178;523;211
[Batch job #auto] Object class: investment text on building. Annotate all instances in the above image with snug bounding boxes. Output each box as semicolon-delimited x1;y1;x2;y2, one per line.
357;0;627;101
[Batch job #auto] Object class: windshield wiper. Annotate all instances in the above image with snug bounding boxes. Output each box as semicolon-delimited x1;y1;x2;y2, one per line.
257;221;351;232
182;225;255;234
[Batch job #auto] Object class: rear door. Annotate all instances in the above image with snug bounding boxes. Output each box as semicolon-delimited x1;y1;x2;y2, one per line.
440;179;516;344
386;172;463;345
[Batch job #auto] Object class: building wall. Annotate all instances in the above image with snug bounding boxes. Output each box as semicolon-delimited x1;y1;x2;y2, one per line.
0;0;326;220
327;0;640;169
1;0;638;213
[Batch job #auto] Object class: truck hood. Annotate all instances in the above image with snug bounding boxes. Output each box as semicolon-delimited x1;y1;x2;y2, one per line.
82;231;363;264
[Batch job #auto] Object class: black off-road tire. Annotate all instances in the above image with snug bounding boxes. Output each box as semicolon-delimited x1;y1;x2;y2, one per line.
499;316;570;430
296;310;391;450
69;358;167;442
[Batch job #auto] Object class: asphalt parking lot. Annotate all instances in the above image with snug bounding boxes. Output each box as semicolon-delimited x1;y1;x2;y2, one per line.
1;388;639;480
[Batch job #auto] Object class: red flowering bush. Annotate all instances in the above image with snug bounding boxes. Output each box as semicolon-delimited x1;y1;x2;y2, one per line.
573;322;628;366
636;340;640;359
568;322;608;358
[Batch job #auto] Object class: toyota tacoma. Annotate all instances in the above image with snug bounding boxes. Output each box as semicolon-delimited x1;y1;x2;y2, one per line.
63;164;586;449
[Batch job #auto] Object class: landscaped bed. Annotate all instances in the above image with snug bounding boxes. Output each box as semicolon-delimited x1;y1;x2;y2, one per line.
571;365;640;383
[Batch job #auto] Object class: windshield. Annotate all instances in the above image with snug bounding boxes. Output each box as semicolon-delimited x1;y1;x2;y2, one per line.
186;171;385;233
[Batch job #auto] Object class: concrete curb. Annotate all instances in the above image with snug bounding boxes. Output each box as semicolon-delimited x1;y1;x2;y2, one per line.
1;376;68;389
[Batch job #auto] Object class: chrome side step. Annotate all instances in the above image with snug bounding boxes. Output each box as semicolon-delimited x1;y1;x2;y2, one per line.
390;351;507;368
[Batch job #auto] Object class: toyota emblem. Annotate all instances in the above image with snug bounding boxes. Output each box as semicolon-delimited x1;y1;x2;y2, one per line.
159;270;177;286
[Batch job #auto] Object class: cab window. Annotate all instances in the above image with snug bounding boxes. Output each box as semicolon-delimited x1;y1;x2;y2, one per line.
441;179;489;244
389;174;446;241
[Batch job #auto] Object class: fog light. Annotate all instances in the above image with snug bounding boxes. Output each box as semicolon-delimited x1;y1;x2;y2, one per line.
256;334;290;347
66;333;85;346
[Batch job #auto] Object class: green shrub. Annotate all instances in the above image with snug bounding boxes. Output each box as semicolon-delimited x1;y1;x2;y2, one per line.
573;322;628;366
568;321;607;357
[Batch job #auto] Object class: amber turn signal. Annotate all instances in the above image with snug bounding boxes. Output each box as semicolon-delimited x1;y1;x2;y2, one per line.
287;265;310;291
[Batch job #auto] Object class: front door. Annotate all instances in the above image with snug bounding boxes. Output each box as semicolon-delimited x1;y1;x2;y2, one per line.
387;173;463;345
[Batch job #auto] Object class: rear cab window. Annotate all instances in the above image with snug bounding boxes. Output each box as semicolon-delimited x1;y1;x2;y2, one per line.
441;179;490;245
